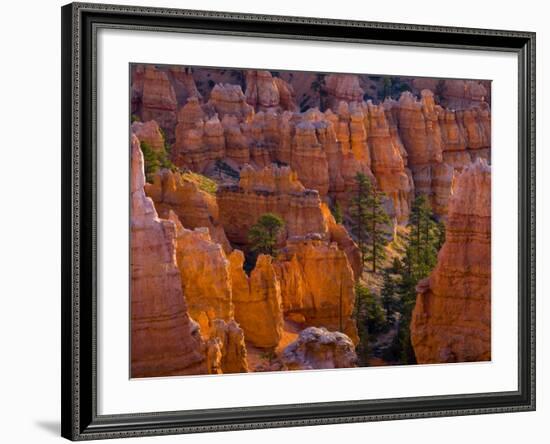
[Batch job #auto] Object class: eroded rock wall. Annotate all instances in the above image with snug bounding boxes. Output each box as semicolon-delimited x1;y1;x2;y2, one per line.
229;251;284;348
411;159;491;363
130;134;208;377
274;237;358;343
145;168;231;252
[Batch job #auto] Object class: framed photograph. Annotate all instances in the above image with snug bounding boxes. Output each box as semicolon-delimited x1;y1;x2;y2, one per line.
61;2;536;440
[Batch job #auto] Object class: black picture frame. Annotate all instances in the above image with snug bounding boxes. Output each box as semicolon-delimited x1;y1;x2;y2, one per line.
61;2;536;440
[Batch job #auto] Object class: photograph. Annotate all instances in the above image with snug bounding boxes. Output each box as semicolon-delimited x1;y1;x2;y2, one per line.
129;64;492;378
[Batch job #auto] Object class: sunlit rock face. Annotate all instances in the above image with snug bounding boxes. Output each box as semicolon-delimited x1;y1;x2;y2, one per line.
144;168;231;252
131;120;165;152
130;134;208;377
382;89;491;217
217;164;329;249
229;251;284;349
173;98;226;173
131;65;491;223
364;100;414;223
168;211;233;338
281;327;358;370
274;237;358;343
411;159;491;364
207;83;255;121
207;319;249;374
244;70;298;112
139;66;178;142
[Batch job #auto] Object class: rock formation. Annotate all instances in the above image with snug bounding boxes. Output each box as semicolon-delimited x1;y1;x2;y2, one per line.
411;159;491;363
245;70;281;112
130;134;208;377
207;83;254;121
208;319;249;374
325;103;375;206
229;251;284;348
140;66;178;141
168;66;202;104
131;120;165;152
364;100;414;222
274;77;298;112
144;168;231;252
382;89;490;217
320;203;362;279
217;164;328;248
274;237;358;342
281;327;358;370
168;212;233;337
173;98;226;173
129;67;494;373
324;74;364;110
411;78;490;110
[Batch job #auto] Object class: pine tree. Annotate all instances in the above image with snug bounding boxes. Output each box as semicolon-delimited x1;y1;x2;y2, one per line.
406;195;439;281
248;213;285;257
353;283;386;366
353;283;370;366
365;183;391;273
435;220;446;251
392;195;445;364
331;201;344;224
349;173;369;266
381;270;397;323
349;172;391;273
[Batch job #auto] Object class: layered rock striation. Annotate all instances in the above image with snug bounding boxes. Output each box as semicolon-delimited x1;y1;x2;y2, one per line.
410;159;491;363
229;251;284;348
168;212;234;337
207;319;249;374
131;120;166;152
217;164;328;247
139;66;178;141
384;90;490;216
130;134;208;377
144;168;231;252
274;237;358;342
324;74;364;110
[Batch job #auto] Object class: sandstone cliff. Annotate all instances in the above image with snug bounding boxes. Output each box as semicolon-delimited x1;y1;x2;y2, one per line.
412;78;490;110
274;237;358;342
217;164;328;248
207;83;255;121
131;65;490;223
140;66;178;142
364;100;414;222
383;90;490;216
144;168;231;252
324;74;364;110
131;120;165;152
410;159;491;363
168;212;233;337
207;319;249;374
229;251;284;348
130;134;208;377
